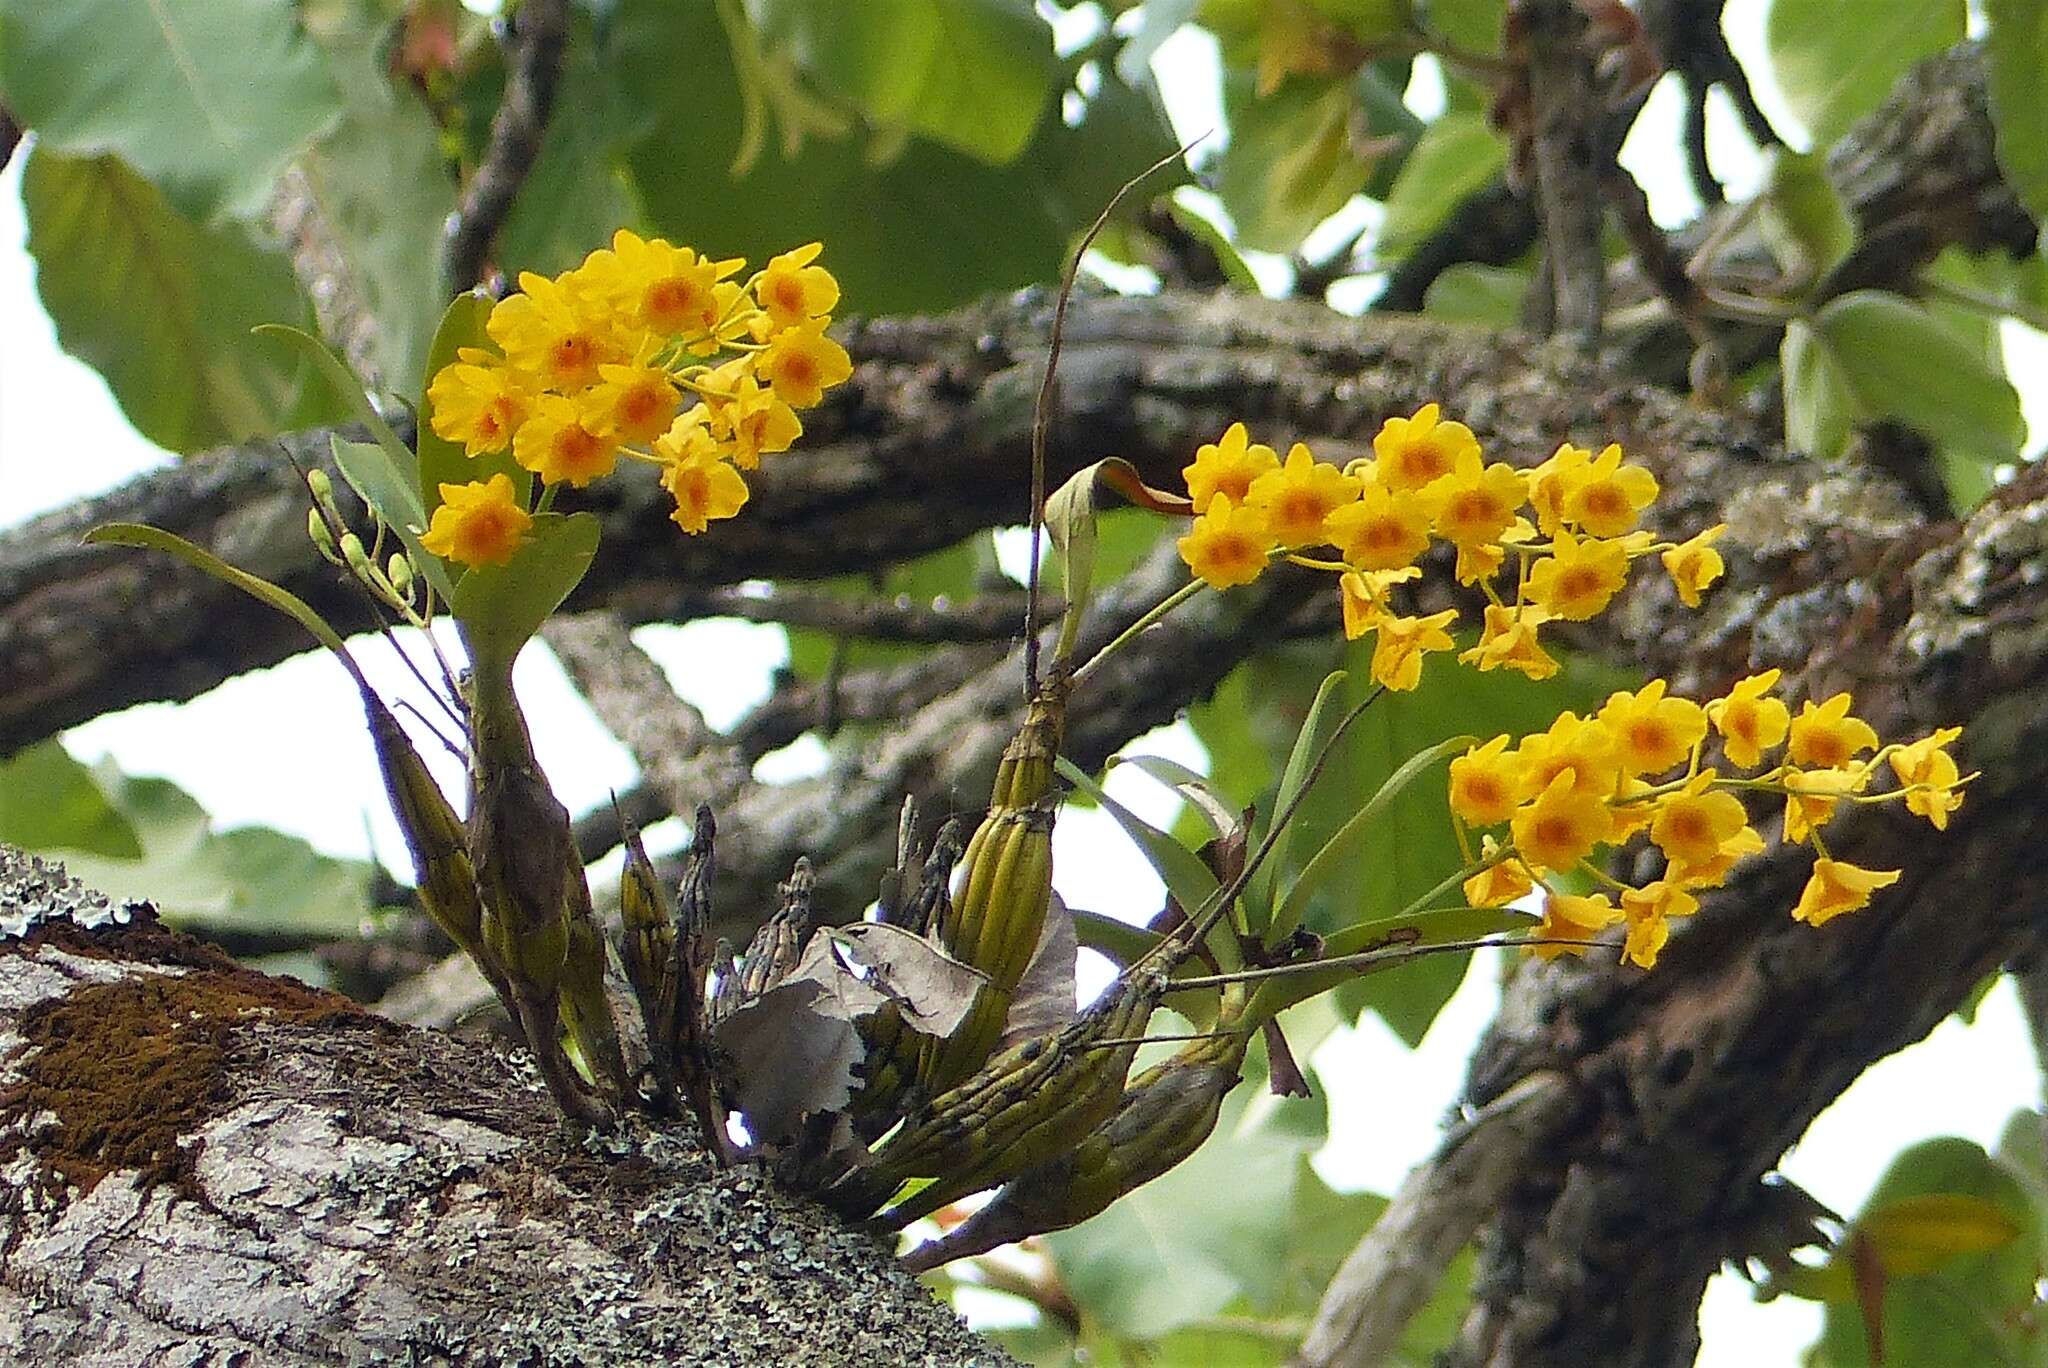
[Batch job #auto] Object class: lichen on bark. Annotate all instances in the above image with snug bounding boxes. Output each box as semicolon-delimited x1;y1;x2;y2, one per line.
0;846;1009;1367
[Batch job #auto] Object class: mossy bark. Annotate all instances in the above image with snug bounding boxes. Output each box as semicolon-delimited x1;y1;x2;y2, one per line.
0;848;1008;1367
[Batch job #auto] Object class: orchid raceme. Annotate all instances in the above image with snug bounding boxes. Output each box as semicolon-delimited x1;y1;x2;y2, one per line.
1169;408;1707;693
1156;404;1967;971
426;231;846;540
1443;669;1967;968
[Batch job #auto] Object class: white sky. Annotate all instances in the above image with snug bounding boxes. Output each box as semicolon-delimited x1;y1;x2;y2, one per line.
0;3;2039;1360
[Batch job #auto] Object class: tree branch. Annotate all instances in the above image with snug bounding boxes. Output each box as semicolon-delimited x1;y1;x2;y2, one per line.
1294;1075;1575;1367
440;0;570;294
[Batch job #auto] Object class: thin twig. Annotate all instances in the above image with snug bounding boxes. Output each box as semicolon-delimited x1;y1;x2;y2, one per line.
1025;136;1205;698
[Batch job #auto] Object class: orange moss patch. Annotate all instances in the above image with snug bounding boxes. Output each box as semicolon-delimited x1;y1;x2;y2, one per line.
0;935;385;1202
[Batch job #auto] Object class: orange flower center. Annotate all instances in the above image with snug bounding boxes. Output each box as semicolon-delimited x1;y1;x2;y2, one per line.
551;335;594;380
1665;807;1710;845
1393;444;1449;484
1804;734;1850;767
780;352;818;388
1447;491;1497;525
618;386;663;428
1579;485;1628;521
553;424;603;475
646;279;711;331
1557;566;1604;600
1628;721;1669;755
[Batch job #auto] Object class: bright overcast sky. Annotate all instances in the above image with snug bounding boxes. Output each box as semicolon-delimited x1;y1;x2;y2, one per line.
0;3;2040;1360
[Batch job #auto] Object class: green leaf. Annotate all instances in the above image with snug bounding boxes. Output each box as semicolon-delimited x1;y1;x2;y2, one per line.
259;323;414;467
330;437;456;605
1161;198;1262;291
1424;0;1505;55
1233;641;1625;1044
1070;904;1167;966
1987;0;2048;222
1110;755;1240;841
1045;463;1106;664
1044;464;1179;664
1056;756;1224;931
1757;148;1854;285
1246;669;1351;942
1187;666;1280;814
1261;903;1529;1014
1808;289;2025;503
1310;0;1412;41
750;0;1056;164
293;13;457;391
1421;263;1529;326
21;149;345;454
1374;110;1508;259
450;511;603;675
492;18;640;280
1041;1086;1331;1340
1013;1155;1468;1364
415;292;530;521
0;742;144;859
615;0;1174;314
84;522;354;661
1764;0;1964;148
1215;73;1372;255
1273;733;1473;941
53;758;376;940
1781;318;1853;461
1810;1137;2041;1367
0;0;344;222
1858;1194;2022;1275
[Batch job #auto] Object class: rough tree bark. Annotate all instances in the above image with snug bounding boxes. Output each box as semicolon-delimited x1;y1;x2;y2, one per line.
0;848;1006;1365
1;35;2040;1368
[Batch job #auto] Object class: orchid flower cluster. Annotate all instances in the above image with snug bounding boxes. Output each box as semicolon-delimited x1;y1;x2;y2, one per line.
419;231;851;566
1173;404;1970;969
1447;678;1966;968
1174;404;1725;692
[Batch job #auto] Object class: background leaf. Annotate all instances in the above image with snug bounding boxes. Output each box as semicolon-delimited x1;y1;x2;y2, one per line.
1985;0;2048;222
22;150;345;453
21;754;378;940
1217;640;1625;1044
0;0;344;222
492;15;640;280
614;0;1176;315
1763;0;1965;148
747;0;1057;164
1807;289;2024;506
1810;1137;2042;1366
451;511;603;673
1374;111;1507;259
0;741;144;859
294;9;458;392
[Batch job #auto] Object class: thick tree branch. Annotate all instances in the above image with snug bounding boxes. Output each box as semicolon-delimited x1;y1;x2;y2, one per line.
0;849;1002;1364
1515;0;1610;343
3;31;2025;755
1425;453;2048;1363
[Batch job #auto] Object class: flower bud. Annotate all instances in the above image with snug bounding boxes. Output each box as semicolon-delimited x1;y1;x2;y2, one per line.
339;532;370;573
386;553;414;594
306;507;337;557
